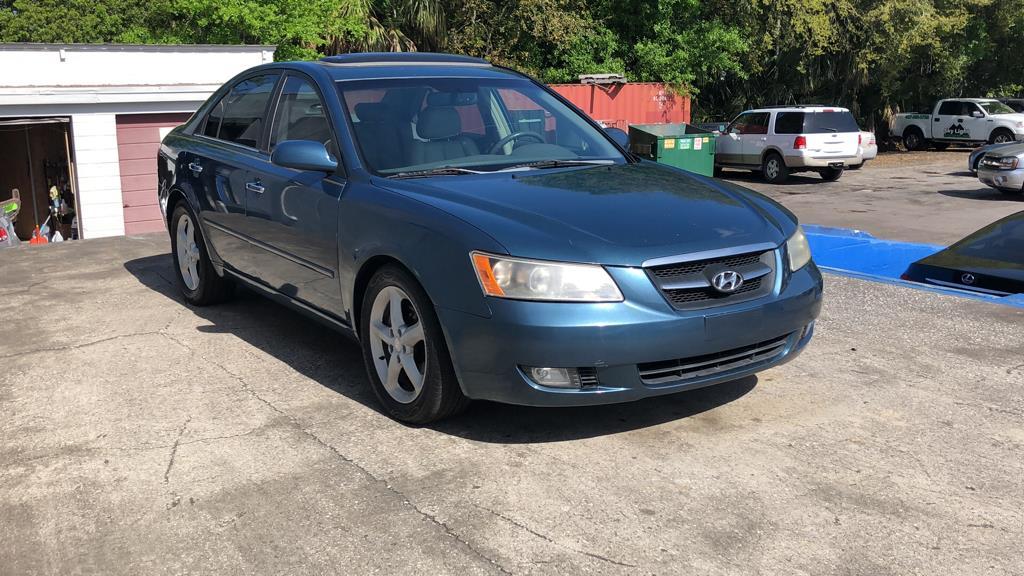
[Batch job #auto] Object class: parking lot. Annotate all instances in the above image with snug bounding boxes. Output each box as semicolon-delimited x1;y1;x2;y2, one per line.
2;152;1023;575
723;149;1023;245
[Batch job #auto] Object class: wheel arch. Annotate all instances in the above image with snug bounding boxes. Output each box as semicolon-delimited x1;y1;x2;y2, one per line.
352;254;416;334
989;126;1014;144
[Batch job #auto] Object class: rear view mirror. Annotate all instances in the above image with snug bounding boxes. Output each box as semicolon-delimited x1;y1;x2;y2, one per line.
271;140;338;173
604;127;629;148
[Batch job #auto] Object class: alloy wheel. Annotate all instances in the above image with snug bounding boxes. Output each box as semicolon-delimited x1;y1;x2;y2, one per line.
765;158;779;180
368;286;427;404
176;213;201;291
994;133;1012;144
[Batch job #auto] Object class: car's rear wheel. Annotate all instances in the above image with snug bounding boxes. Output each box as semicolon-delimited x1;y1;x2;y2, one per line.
903;127;926;151
762;152;789;184
169;204;233;306
360;265;469;423
820;167;844;181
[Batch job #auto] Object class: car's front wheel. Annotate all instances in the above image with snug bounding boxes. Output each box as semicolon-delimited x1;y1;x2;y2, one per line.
360;265;469;423
169;204;233;306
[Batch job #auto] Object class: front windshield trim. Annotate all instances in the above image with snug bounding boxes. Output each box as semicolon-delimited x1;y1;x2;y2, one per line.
335;76;627;177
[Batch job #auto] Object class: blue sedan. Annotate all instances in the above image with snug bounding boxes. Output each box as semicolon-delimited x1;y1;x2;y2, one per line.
157;53;822;423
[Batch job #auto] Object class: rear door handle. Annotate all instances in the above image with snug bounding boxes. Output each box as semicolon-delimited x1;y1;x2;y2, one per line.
245;181;265;194
188;161;203;174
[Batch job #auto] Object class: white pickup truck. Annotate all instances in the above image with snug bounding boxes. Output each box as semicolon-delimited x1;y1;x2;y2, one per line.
891;98;1024;150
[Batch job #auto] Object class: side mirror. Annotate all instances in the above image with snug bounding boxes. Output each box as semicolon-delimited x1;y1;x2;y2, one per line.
271;140;338;173
971;110;984;118
604;127;629;148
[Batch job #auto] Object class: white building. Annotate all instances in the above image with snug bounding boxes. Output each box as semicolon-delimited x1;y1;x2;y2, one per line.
0;43;274;240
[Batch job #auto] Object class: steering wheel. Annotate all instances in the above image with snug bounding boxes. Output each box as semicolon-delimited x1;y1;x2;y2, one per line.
487;131;546;155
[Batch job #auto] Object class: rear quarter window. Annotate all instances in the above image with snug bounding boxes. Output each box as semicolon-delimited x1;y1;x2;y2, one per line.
774;112;804;134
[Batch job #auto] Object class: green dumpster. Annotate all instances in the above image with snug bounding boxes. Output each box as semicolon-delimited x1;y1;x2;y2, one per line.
628;123;716;176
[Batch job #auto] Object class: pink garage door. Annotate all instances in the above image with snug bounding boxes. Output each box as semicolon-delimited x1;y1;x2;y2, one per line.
116;113;192;235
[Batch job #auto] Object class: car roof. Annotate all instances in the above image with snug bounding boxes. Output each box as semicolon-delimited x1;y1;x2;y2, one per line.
256;53;528;83
743;106;850;113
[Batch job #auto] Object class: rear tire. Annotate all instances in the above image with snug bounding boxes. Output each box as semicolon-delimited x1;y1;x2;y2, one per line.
903;128;926;151
990;129;1014;145
359;265;469;424
169;204;233;306
820;167;844;181
762;152;789;184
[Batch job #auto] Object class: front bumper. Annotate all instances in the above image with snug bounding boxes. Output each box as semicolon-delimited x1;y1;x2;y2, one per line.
978;165;1024;192
438;262;824;406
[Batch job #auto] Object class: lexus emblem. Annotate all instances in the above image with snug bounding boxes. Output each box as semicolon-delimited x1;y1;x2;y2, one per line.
711;270;744;293
961;273;976;285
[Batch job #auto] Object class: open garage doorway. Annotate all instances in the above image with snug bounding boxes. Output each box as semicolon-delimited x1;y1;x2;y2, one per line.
0;117;80;242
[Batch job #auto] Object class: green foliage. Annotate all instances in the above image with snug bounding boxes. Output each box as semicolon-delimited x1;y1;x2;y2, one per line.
3;0;1024;130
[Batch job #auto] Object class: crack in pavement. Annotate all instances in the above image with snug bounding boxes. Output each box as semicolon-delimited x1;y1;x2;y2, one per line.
472;503;638;569
163;415;192;483
0;331;164;360
158;331;512;575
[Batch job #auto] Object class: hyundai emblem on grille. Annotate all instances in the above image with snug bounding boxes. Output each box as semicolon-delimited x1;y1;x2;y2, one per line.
711;270;744;293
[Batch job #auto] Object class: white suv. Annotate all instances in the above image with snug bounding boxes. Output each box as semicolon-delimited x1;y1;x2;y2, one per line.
714;106;863;183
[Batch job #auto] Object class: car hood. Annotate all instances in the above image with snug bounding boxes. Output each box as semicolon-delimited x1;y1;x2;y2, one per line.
982;141;1024;158
373;162;796;266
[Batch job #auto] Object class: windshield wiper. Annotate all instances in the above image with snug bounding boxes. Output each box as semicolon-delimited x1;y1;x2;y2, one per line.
496;159;614;172
387;167;484;179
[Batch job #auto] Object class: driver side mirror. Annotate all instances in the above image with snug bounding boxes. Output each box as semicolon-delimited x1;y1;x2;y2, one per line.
604;127;629;148
271;140;338;173
970;110;984;118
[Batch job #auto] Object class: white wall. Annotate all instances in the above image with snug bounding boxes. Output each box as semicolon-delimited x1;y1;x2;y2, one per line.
70;113;124;239
0;44;274;88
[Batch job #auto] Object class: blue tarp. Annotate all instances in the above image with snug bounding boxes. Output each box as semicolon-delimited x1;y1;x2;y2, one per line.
803;224;1024;308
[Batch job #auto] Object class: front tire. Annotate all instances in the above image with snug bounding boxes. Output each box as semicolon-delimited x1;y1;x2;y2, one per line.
990;129;1014;145
359;265;469;424
820;167;844;181
762;152;789;184
169;204;233;306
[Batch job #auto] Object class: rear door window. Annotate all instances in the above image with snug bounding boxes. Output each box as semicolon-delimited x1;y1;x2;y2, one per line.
203;74;280;148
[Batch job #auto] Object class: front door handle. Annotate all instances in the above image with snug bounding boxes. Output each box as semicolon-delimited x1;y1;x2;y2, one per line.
188;161;203;175
245;181;265;194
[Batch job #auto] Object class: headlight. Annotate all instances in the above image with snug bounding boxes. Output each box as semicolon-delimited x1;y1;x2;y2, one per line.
786;226;812;271
471;252;623;302
982;156;1019;170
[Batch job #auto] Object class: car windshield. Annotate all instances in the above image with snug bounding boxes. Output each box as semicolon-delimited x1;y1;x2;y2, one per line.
948;212;1024;265
336;77;624;175
980;101;1016;115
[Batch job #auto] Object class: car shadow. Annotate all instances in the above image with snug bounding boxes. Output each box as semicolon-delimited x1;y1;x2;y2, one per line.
124;254;757;442
720;170;827;187
937;188;1024;202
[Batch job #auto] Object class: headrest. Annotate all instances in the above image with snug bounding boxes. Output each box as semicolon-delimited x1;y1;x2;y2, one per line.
417;106;461;140
354;102;392;123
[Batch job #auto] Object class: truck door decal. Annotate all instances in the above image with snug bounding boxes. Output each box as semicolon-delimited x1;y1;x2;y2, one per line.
944;122;969;139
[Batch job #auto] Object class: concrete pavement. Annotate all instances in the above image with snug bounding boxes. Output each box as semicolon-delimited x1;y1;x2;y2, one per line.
1;234;1022;575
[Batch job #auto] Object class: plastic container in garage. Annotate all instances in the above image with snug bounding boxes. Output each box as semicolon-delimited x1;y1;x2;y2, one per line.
628;123;716;177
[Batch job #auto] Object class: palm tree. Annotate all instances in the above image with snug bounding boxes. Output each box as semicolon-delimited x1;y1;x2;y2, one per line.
326;0;445;54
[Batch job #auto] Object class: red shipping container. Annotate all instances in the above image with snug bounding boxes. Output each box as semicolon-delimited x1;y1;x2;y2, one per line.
548;83;691;129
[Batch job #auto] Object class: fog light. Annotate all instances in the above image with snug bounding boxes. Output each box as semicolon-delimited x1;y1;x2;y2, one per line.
524;366;579;389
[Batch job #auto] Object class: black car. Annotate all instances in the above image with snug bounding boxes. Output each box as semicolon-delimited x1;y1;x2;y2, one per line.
903;211;1024;296
998;98;1024;113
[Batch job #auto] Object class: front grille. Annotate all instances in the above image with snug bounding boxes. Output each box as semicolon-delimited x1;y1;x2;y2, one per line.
646;249;776;310
638;333;792;385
